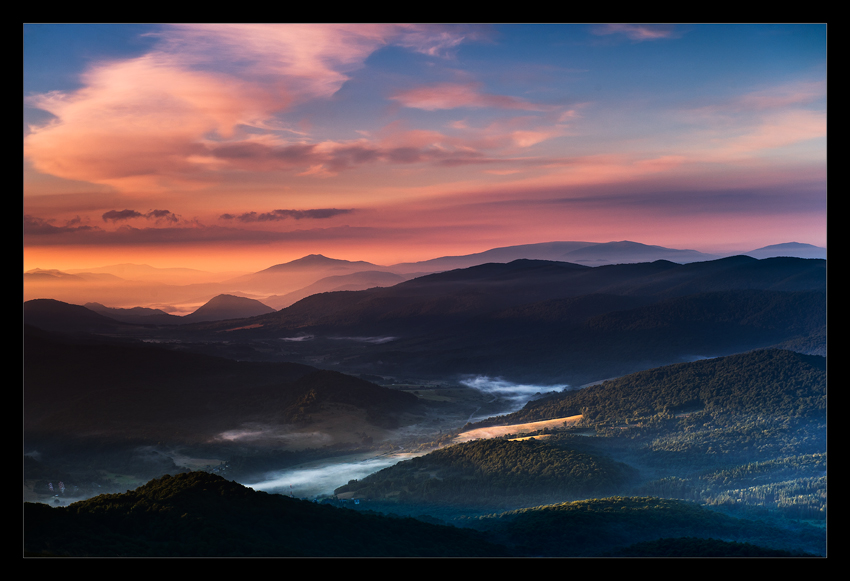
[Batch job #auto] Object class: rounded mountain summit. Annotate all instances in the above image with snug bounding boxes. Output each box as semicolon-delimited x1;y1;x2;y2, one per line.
182;294;275;323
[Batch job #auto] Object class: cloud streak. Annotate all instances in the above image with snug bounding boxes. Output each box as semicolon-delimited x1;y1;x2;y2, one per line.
391;82;552;112
102;209;180;223
220;208;354;222
24;214;101;236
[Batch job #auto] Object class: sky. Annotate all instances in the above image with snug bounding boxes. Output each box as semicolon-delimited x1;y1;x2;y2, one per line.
23;24;827;273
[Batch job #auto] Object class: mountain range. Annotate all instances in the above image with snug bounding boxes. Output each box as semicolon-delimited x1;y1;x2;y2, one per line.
25;254;825;385
23;240;825;311
27;294;276;329
176;255;824;384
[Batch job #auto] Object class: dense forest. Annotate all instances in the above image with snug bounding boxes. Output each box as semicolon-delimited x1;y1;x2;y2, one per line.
24;473;819;557
335;437;636;507
466;349;825;428
24;325;421;441
26;347;826;556
331;349;826;533
463;496;822;557
24;472;508;557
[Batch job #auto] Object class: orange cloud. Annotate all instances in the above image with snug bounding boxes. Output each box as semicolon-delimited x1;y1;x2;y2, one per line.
25;54;284;190
23;24;476;192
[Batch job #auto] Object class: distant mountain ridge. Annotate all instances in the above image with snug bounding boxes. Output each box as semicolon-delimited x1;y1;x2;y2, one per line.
24;299;127;334
180;294;275;323
231;255;824;335
389;240;717;272
560;240;713;265
25;240;825;311
744;242;826;260
84;302;182;325
223;254;394;296
257;253;382;273
189;255;824;384
26;294;276;330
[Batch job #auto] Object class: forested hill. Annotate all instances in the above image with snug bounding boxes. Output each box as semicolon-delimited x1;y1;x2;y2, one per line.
174;257;823;385
203;256;825;336
334;436;636;506
24;325;420;441
466;349;826;429
466;496;824;557
24;472;508;557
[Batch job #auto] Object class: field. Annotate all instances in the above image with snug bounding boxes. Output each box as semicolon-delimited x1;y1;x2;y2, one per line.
454;415;584;443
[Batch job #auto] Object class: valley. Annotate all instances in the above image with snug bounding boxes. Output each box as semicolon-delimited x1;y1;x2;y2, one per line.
23;23;826;558
23;245;827;557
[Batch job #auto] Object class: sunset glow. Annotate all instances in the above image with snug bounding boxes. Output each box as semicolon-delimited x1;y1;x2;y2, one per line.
24;24;826;273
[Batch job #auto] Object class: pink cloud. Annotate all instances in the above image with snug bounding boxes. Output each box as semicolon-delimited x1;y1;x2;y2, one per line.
24;54;284;189
161;24;394;104
451;116;571;152
735;81;826;111
689;81;826;117
23;24;477;191
392;24;485;57
391;82;550;111
673;81;826;163
718;110;826;156
633;155;688;171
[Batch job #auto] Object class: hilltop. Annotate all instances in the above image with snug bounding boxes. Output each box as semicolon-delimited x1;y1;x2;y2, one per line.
24;472;508;557
334;436;637;507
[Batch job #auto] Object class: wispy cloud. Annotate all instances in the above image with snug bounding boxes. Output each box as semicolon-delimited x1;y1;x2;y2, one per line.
24;214;101;236
735;81;826;111
713;110;826;158
681;81;826;161
689;80;826;116
391;82;551;112
392;24;484;58
23;221;393;246
591;24;680;41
